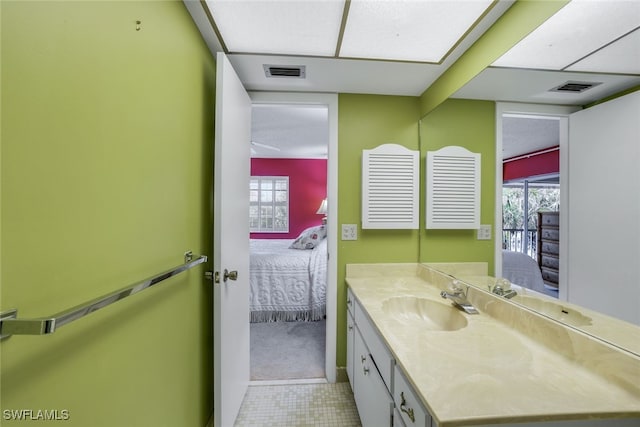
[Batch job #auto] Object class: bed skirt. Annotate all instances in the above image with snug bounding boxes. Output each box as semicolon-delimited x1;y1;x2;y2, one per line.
250;306;326;323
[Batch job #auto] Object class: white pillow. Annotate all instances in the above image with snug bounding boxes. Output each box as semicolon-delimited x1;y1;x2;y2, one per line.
289;225;327;250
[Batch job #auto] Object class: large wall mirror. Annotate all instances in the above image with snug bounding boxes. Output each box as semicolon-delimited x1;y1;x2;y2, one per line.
418;92;640;358
418;4;640;357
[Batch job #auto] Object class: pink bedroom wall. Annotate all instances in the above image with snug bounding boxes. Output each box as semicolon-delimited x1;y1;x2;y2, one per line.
503;147;559;181
250;158;327;239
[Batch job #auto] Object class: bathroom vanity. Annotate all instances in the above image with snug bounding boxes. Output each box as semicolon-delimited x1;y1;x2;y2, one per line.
345;263;640;427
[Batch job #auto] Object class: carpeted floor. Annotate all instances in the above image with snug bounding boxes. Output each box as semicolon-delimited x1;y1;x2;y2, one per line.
250;319;326;380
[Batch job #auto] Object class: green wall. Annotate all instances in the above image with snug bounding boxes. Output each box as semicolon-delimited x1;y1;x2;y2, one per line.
418;99;496;271
336;94;420;366
1;0;503;415
1;2;215;426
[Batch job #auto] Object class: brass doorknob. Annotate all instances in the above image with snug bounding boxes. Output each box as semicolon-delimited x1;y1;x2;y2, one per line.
223;269;238;282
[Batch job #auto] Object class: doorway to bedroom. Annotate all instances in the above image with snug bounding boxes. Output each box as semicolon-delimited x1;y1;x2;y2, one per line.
248;101;330;382
499;110;566;299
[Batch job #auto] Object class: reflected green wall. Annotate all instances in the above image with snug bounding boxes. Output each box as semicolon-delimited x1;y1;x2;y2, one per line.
418;99;496;271
1;1;215;426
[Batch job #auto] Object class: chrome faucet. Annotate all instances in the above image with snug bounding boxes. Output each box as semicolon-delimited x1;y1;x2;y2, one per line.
492;284;518;299
492;279;518;299
440;281;479;314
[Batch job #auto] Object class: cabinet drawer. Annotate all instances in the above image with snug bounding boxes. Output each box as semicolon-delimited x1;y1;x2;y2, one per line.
347;310;355;388
541;254;559;270
541;241;559;255
354;329;393;427
540;227;559;241
393;409;406;427
355;300;394;391
347;288;355;317
540;212;559;226
541;267;559;283
393;365;431;427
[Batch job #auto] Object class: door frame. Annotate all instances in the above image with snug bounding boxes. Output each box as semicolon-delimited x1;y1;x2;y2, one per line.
494;102;579;301
249;91;338;382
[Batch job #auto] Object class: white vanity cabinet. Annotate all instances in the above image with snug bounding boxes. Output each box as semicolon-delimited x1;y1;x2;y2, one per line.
393;409;407;427
354;299;394;389
347;289;435;427
346;269;640;427
347;288;355;317
353;326;394;426
346;288;355;388
348;291;395;426
394;365;431;427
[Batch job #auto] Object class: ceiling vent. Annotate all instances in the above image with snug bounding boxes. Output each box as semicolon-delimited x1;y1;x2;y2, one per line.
549;81;602;93
263;65;306;79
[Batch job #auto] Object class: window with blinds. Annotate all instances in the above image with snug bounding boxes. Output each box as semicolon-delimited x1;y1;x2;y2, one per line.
362;144;419;229
426;146;480;229
250;176;289;232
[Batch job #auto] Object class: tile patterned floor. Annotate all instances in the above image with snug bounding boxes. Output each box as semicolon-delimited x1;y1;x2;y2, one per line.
234;382;361;427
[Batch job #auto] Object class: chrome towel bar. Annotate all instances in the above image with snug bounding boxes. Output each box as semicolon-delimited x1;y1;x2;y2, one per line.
0;251;207;339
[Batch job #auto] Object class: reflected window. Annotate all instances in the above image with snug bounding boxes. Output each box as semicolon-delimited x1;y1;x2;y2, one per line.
503;179;559;258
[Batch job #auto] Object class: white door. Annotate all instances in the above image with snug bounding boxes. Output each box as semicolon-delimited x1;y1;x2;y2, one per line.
213;52;252;427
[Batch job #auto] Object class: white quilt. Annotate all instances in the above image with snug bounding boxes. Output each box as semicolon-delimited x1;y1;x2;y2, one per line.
502;250;546;292
249;238;327;322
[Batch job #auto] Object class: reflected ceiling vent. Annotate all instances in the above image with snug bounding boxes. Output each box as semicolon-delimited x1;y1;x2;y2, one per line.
263;65;306;78
549;81;602;93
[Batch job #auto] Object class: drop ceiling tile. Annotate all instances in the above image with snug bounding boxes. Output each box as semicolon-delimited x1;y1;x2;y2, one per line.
566;29;640;74
205;0;344;56
493;0;640;70
339;0;494;62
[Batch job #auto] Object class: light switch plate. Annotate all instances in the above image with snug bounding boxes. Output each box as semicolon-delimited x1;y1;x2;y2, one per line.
477;224;492;240
342;224;358;241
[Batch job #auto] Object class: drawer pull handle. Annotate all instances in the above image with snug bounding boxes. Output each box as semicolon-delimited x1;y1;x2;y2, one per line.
347;298;352;305
363;366;369;375
348;324;353;331
400;391;415;423
361;355;366;363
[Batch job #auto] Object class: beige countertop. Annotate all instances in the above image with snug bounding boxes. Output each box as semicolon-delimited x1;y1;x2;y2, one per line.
346;263;640;426
443;271;640;357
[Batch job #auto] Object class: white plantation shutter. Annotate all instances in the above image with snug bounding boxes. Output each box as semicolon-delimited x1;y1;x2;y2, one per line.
362;144;419;229
426;146;480;229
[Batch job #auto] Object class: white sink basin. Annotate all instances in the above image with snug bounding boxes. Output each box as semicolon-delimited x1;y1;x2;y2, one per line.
382;296;468;331
513;295;592;327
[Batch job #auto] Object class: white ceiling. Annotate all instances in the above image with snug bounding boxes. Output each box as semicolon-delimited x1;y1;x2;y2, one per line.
205;0;497;63
231;54;442;97
251;104;329;158
188;0;515;96
337;0;494;62
502;116;559;160
184;0;640;159
492;0;640;72
451;67;640;105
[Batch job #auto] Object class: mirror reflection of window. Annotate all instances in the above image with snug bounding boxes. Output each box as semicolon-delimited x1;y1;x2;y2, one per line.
502;181;559;258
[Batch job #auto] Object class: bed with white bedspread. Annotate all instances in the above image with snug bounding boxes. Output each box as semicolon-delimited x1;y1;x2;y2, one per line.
249;238;327;322
502;250;545;292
